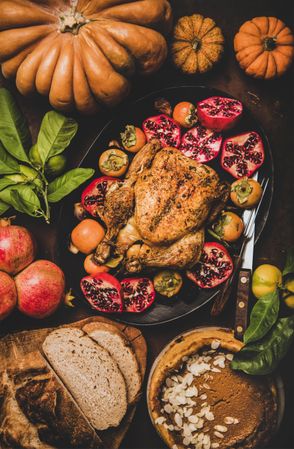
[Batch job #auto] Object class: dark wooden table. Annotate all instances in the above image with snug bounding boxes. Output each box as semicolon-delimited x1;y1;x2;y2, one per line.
1;0;293;447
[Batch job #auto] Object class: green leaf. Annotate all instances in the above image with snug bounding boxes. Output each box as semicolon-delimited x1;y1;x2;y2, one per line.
0;184;41;217
244;290;280;344
47;168;94;203
0;88;31;162
283;248;294;277
0;141;20;174
231;315;294;375
0;178;17;192
0;199;10;216
37;111;78;164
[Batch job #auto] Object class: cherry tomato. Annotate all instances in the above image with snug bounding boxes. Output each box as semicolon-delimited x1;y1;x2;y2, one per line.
99;149;129;177
71;219;105;254
120;125;146;152
173;102;198;128
231;177;262;208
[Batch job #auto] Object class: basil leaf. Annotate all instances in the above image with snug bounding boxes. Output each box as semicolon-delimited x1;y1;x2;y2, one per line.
231;316;294;375
0;178;18;192
283;248;294;277
244;290;280;344
0;88;30;162
0;141;20;174
0;184;41;216
37;111;78;164
0;199;10;216
47;168;94;203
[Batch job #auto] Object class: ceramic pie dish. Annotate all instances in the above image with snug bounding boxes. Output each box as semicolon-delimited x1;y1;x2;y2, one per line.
147;327;284;449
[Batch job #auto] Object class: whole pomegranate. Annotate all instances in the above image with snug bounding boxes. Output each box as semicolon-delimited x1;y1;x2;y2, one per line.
0;219;36;275
0;271;17;320
15;260;65;319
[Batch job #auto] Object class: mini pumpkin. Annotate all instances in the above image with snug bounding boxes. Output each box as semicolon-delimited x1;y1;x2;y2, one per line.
234;16;294;79
171;14;224;74
0;0;172;114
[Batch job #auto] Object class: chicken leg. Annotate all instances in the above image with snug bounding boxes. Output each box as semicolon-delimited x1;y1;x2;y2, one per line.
94;140;162;263
125;229;205;272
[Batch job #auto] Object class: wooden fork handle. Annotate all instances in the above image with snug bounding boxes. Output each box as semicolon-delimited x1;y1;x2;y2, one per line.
210;254;241;316
234;269;251;341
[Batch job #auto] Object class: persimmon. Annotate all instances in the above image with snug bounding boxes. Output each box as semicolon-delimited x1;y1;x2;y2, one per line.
70;219;105;254
120;125;146;152
84;254;109;275
99;149;129;177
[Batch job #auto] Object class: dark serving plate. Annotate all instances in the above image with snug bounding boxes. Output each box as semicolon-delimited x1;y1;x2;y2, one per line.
57;86;274;326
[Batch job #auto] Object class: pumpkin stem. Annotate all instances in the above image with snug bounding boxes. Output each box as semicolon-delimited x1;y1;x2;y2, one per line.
192;38;201;51
263;37;277;51
59;0;89;34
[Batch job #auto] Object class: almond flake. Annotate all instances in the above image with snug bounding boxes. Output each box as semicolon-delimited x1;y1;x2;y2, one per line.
164;404;173;414
185;408;193;417
206;412;214;421
211;443;220;448
226;353;234;361
200;394;207;400
224;417;235;425
188;415;198;424
155;416;166;425
174;413;183;427
211;340;220;350
172;445;178;449
183;437;191;446
214;431;224;439
186;386;198;397
233;418;240;424
203;383;211;389
214;425;227;433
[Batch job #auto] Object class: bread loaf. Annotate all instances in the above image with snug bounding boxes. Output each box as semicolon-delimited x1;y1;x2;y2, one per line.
83;322;142;404
43;328;128;431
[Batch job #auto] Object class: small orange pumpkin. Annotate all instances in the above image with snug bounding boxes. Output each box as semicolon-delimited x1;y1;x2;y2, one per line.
171;14;224;74
234;16;294;79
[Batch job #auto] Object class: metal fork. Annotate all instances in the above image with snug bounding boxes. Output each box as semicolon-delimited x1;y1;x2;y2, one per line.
211;176;269;316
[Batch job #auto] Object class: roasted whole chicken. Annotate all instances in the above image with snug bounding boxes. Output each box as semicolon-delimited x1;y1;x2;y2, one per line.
93;141;229;272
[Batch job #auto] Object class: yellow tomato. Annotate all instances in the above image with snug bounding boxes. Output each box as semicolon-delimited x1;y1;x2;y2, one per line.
252;264;282;299
99;149;129;177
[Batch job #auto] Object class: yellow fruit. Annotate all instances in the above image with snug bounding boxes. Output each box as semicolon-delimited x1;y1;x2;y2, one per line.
252;264;282;299
283;278;294;309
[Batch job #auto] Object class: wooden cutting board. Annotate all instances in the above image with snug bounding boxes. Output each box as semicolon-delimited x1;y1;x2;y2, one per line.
0;316;147;449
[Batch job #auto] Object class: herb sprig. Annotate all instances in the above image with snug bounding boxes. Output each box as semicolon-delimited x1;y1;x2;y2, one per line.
0;88;94;223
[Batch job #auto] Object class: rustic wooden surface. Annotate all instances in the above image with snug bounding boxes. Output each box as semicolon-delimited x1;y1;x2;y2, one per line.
0;0;293;447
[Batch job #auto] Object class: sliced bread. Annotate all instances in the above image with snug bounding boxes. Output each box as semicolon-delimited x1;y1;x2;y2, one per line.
83;322;142;404
42;328;128;431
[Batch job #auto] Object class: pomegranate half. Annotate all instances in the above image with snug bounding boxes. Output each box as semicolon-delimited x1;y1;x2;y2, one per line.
221;131;265;178
143;114;181;148
121;277;155;312
187;242;233;288
180;125;222;163
80;272;123;313
81;176;120;217
197;96;243;132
